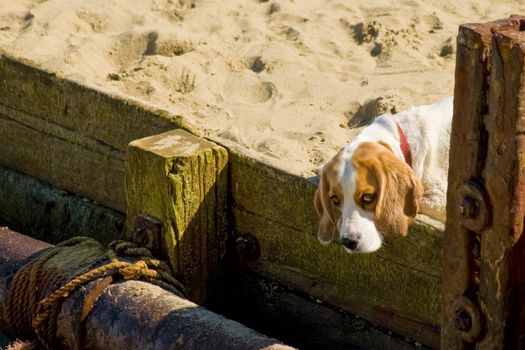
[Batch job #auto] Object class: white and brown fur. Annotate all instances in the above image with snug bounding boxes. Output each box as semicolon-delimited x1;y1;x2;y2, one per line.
315;97;452;253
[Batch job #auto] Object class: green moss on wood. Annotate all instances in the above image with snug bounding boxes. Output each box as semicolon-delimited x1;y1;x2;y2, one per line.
0;103;127;211
0;54;195;150
0;53;198;211
125;130;228;303
0;165;125;245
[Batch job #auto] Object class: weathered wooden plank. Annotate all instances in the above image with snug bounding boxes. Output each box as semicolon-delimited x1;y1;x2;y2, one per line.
0;106;126;211
442;20;492;350
229;151;443;348
0;53;195;211
211;269;431;350
0;54;194;151
476;26;525;350
126;130;228;303
0;165;124;245
441;15;525;349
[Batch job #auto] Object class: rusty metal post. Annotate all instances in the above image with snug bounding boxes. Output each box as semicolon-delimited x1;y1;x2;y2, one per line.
0;227;52;269
0;227;52;333
442;15;525;349
0;228;293;350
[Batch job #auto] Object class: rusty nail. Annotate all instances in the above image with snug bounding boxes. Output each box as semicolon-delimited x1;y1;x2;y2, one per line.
454;308;472;332
235;234;260;262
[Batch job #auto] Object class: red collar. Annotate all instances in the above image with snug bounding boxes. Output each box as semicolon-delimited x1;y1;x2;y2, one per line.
396;122;412;168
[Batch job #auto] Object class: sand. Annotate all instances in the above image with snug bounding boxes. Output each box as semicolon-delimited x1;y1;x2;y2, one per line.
1;0;524;176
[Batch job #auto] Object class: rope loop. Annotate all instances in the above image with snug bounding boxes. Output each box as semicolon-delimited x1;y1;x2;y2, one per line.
3;237;185;350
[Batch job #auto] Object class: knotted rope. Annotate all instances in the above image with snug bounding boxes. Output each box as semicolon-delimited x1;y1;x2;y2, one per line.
2;237;186;350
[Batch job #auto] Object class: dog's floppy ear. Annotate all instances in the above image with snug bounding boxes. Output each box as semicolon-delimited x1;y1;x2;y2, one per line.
373;147;422;236
314;170;336;245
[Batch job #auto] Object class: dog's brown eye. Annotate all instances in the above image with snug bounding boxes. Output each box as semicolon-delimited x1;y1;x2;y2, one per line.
362;193;376;204
330;195;340;206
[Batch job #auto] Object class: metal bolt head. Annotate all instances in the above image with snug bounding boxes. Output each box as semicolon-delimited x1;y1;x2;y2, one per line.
235;234;260;262
454;308;472;332
133;214;162;255
457;181;490;232
459;196;478;219
451;296;482;343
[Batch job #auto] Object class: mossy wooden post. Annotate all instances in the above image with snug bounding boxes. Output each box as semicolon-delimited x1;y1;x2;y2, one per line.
125;130;228;304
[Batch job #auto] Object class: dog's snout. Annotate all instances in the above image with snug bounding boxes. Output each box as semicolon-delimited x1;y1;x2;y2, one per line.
341;236;359;250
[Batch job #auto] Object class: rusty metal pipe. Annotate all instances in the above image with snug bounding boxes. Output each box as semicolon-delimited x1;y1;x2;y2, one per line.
0;227;52;333
0;228;293;350
0;227;52;269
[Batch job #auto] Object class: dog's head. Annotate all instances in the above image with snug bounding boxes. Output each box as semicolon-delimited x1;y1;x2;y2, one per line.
314;141;422;253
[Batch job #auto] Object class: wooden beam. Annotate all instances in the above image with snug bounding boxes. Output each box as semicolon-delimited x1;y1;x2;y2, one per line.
212;268;430;350
0;165;124;245
0;103;127;211
442;15;525;349
477;23;525;350
125;130;228;304
441;18;494;350
0;54;194;212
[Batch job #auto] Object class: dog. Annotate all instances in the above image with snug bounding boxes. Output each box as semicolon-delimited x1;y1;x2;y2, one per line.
314;96;452;253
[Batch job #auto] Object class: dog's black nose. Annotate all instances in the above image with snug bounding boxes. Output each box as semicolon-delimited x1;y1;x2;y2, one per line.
341;237;359;250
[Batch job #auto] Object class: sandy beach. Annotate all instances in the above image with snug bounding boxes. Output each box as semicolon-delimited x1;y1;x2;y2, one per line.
1;0;524;176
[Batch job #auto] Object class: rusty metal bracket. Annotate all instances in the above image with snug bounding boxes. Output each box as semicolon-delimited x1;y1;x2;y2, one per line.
457;181;490;233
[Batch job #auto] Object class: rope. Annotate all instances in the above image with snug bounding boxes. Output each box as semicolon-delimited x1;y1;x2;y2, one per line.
2;237;186;350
